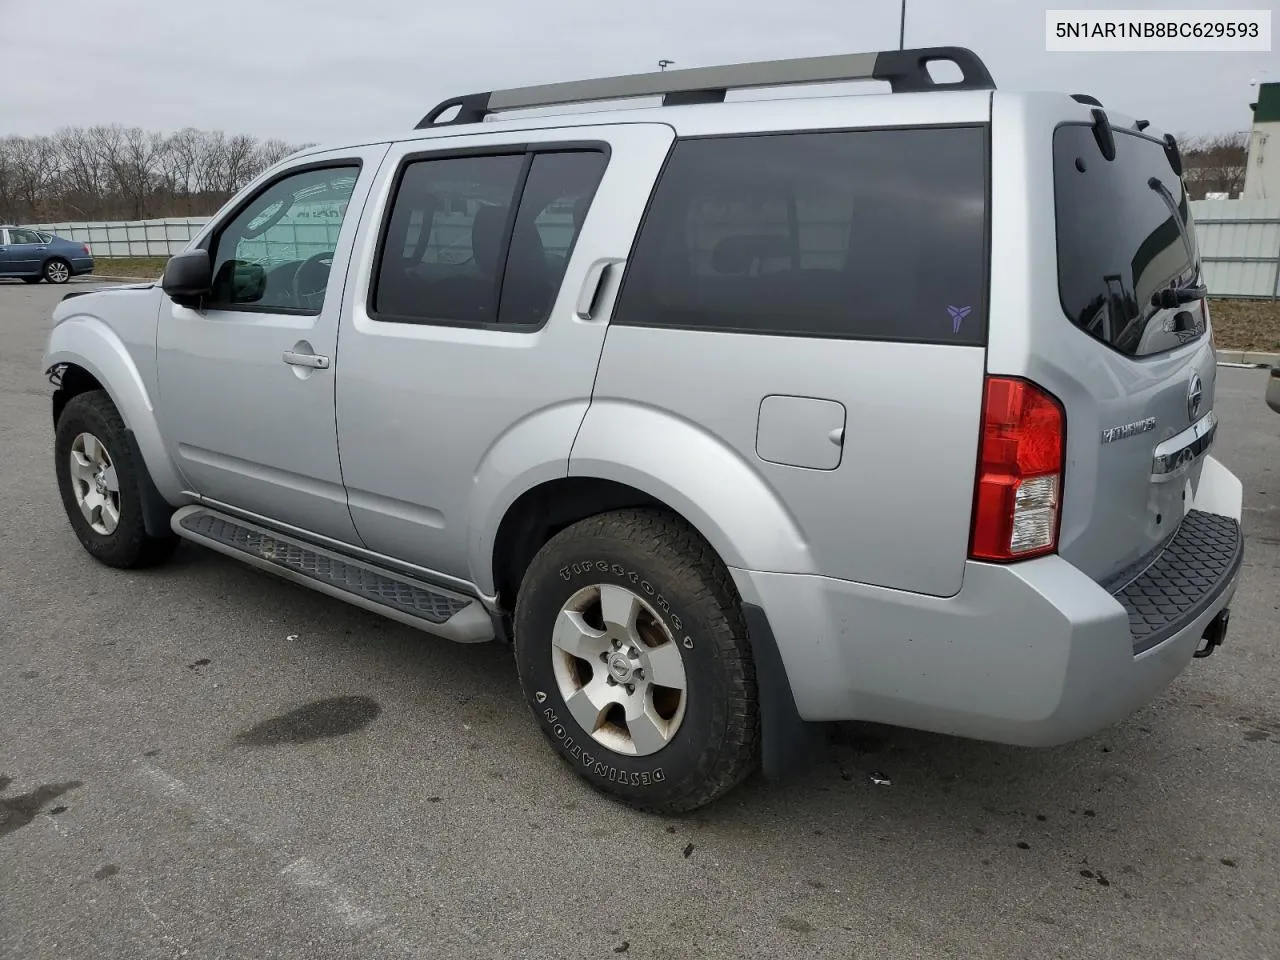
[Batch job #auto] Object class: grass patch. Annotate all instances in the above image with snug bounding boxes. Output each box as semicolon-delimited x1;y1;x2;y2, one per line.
94;256;169;279
1209;298;1280;354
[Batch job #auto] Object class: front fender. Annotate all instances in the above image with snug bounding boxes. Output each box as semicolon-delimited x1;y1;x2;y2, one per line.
567;400;816;576
44;316;185;501
466;400;590;597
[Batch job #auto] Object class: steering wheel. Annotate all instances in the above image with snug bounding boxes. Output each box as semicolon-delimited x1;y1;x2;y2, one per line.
292;251;335;309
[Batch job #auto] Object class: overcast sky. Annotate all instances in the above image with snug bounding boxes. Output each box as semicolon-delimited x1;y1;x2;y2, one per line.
1;0;1274;144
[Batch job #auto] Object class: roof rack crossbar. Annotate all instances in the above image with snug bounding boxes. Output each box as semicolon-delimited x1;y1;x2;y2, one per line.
415;45;994;128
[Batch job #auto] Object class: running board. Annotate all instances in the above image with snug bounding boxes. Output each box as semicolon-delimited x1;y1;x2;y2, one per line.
171;505;494;643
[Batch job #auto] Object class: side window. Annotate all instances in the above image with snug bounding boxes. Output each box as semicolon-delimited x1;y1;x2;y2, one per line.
372;149;607;327
373;154;524;324
10;228;43;244
613;127;989;345
500;151;607;325
207;164;360;313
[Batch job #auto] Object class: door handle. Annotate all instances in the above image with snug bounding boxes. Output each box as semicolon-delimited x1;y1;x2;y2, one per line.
575;257;624;320
283;350;330;369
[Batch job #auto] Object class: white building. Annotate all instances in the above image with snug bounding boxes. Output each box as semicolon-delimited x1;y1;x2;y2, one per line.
1243;82;1280;200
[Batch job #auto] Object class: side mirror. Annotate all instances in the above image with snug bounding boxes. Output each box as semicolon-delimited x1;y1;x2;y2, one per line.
161;250;213;308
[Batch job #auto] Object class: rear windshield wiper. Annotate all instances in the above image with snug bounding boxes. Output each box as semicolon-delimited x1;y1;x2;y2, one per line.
1147;175;1203;303
1151;283;1208;309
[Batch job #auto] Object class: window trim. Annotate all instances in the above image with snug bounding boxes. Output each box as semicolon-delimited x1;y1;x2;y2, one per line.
198;158;365;318
1050;120;1204;359
610;121;993;347
366;140;612;332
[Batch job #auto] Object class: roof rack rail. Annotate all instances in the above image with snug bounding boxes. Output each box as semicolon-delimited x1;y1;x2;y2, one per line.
415;45;995;128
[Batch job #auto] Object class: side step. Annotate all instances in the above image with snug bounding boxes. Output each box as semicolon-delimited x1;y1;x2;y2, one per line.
171;505;494;643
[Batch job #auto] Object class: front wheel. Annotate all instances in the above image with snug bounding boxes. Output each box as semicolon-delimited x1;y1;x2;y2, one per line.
54;390;177;568
44;258;71;284
513;509;760;814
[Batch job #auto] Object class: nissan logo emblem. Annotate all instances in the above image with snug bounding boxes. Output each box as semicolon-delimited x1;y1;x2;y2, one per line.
1187;372;1203;421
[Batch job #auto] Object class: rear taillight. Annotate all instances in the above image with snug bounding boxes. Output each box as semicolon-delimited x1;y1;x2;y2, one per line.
969;376;1066;562
83;243;91;256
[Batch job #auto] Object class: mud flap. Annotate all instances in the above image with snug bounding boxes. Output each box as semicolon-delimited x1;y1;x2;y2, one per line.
123;428;175;538
741;602;827;779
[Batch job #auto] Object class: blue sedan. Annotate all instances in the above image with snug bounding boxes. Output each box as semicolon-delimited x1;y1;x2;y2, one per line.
0;226;94;284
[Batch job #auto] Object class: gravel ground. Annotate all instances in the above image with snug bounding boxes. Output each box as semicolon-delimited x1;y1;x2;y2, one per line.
1209;299;1280;354
2;280;1279;960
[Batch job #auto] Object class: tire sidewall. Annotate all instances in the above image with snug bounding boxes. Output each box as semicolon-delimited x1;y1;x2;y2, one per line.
515;534;738;808
54;397;140;563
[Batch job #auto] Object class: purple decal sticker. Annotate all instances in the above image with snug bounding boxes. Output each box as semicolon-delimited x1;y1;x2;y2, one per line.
947;305;972;333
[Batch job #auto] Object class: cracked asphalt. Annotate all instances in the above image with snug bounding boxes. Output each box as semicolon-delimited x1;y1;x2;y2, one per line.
2;281;1279;960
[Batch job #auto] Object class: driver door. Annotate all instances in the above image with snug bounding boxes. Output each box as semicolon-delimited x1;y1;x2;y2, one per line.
156;145;389;543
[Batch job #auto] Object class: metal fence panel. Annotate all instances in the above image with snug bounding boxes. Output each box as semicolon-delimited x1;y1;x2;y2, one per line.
30;217;210;257
1190;199;1280;299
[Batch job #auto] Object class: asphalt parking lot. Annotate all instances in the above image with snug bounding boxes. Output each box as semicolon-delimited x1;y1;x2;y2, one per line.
2;280;1278;960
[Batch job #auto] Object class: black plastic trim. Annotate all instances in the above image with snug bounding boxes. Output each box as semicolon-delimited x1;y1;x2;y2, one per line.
1091;108;1117;161
870;46;995;92
1110;510;1243;656
741;602;827;780
1071;93;1104;107
416;93;493;128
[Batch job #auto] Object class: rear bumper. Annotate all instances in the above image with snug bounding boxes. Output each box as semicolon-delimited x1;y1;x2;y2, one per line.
70;257;94;275
733;457;1244;747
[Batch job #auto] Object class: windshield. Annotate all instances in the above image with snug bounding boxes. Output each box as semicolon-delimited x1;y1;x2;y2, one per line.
1053;123;1205;357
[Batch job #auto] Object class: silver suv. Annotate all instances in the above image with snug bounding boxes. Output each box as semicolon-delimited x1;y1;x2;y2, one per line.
41;47;1244;813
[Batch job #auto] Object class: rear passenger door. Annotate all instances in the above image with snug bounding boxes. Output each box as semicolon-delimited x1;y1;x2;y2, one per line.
335;125;675;582
583;121;992;598
4;227;46;274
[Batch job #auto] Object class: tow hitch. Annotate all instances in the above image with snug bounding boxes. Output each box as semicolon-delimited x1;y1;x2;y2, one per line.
1193;609;1230;659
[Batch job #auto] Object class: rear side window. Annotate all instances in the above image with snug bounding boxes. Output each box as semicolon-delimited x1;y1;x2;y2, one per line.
1053;124;1204;357
372;149;607;327
613;126;989;345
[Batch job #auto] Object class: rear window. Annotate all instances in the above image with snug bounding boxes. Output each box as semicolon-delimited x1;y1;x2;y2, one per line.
613;126;989;345
1053;124;1205;357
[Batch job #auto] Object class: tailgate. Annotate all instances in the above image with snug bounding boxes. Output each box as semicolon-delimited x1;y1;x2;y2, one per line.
1048;117;1218;584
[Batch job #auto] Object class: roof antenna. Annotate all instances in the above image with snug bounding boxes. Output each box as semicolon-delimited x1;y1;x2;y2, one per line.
898;0;907;50
658;59;674;72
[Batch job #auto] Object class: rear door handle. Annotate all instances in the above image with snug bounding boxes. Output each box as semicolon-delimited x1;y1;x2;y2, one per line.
575;258;625;320
283;350;330;369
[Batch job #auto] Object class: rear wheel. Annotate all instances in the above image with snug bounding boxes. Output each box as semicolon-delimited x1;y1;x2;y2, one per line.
43;258;71;284
54;390;177;568
513;509;760;813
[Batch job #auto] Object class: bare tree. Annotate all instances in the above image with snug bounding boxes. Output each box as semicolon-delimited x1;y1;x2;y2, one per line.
1180;131;1250;199
0;125;309;223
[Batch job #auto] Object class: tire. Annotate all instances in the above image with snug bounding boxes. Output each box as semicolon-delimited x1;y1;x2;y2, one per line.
513;508;760;814
43;258;71;284
21;276;42;284
54;390;178;569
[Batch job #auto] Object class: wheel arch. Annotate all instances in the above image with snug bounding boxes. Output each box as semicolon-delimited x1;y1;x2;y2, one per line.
44;317;185;502
42;254;72;278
